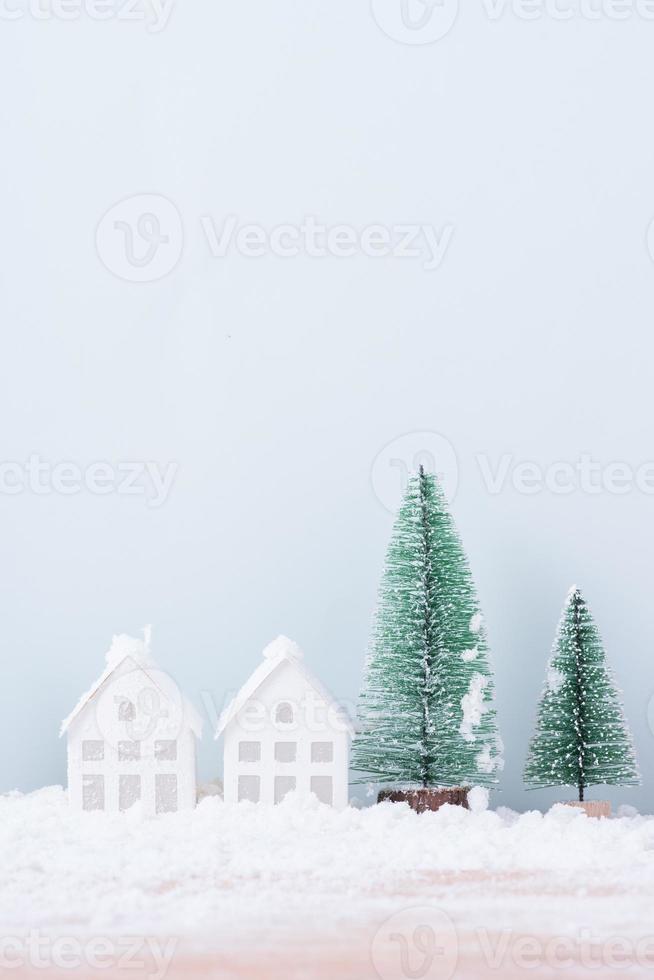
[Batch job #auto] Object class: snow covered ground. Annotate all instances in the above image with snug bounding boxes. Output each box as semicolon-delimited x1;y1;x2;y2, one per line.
2;787;654;978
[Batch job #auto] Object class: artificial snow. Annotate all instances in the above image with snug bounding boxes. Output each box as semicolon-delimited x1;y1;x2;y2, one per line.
2;787;654;951
262;634;303;661
461;647;478;662
547;666;565;693
460;673;488;741
469;612;484;634
475;743;495;774
105;628;152;667
467;786;489;812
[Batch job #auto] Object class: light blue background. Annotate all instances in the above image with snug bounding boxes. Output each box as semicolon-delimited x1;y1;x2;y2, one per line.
1;2;653;812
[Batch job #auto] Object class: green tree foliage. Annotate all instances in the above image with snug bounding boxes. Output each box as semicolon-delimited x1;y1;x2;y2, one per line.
524;587;640;801
352;467;502;788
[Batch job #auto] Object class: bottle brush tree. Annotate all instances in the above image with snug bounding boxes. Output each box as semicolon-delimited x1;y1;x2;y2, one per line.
524;586;640;802
352;467;503;790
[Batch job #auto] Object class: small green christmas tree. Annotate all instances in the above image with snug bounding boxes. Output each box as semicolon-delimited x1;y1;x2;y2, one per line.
352;467;502;789
524;586;640;802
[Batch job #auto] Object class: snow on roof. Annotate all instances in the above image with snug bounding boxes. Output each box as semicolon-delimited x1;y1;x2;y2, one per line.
262;634;304;661
215;635;354;738
59;628;203;738
105;630;153;668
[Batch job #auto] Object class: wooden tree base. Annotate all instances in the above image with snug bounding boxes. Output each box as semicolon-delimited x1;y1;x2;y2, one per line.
563;800;611;819
378;787;470;813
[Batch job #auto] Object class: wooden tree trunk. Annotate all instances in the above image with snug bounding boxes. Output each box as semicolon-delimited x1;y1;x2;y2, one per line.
378;787;469;813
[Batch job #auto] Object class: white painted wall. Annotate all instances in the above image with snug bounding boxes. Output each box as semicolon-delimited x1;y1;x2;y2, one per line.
67;658;197;816
223;659;350;809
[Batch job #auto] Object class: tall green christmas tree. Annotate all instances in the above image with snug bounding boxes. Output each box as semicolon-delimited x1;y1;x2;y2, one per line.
524;587;640;802
352;467;502;789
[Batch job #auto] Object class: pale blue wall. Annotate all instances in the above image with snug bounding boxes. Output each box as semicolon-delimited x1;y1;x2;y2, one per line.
1;3;653;813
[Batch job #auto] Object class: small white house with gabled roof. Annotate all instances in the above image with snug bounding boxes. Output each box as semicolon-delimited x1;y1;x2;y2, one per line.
217;636;353;809
60;628;202;816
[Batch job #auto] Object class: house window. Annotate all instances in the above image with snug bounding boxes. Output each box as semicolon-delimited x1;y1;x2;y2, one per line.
82;775;105;811
311;741;333;763
274;775;295;804
118;740;140;762
155;740;177;762
238;775;260;803
238;741;261;763
116;698;135;722
274;742;296;763
311;775;333;806
82;740;104;762
119;775;141;811
275;702;294;725
155;774;178;813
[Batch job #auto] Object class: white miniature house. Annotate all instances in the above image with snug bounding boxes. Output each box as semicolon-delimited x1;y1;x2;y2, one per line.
217;636;353;809
60;629;202;816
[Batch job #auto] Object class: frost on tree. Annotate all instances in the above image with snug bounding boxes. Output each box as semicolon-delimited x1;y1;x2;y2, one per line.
60;628;203;816
352;467;503;789
217;635;354;809
524;587;640;802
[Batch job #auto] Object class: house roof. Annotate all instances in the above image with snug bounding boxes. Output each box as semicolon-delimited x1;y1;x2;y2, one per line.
59;631;203;738
215;635;354;738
